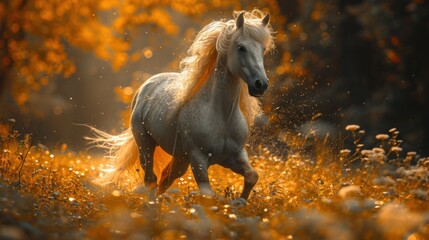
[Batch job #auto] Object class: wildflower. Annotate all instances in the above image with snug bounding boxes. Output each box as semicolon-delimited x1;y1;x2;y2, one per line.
418;158;429;167
372;147;385;154
391;146;403;152
375;134;389;141
370;154;386;163
367;148;386;163
361;149;373;156
407;151;417;156
345;124;360;131
388;128;397;133
340;149;351;155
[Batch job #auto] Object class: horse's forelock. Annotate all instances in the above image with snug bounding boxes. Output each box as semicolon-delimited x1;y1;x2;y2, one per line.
216;22;235;54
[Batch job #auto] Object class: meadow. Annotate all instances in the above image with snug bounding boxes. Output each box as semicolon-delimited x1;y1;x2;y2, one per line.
1;119;428;239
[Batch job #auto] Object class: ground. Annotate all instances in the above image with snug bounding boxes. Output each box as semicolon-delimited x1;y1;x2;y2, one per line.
0;123;428;239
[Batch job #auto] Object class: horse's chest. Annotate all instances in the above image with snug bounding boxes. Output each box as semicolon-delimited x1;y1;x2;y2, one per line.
214;122;247;152
180;107;248;160
203;125;247;161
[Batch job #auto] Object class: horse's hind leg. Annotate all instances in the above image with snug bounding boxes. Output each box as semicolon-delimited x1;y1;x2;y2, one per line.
220;149;258;200
131;123;158;200
158;157;189;194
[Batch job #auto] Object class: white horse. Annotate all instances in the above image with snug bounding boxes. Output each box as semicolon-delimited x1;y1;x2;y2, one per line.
89;10;275;201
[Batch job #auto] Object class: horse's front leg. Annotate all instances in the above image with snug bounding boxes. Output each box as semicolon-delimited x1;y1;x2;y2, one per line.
221;149;258;200
189;151;214;197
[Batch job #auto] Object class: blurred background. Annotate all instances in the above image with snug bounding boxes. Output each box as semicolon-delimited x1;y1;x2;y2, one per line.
1;0;428;154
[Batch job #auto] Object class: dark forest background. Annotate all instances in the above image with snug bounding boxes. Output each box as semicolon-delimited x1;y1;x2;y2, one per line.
1;0;428;154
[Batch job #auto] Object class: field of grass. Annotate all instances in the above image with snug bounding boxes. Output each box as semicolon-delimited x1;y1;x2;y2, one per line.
1;120;428;239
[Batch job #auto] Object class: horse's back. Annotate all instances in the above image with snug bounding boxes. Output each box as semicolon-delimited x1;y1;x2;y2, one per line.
132;72;180;110
131;72;182;154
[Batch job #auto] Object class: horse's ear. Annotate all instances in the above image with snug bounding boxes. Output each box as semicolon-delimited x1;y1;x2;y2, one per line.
236;12;245;29
262;13;270;27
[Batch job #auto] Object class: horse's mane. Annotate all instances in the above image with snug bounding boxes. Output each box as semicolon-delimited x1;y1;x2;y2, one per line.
176;9;275;125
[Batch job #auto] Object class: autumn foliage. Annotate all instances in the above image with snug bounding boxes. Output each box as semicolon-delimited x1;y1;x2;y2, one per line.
0;0;245;105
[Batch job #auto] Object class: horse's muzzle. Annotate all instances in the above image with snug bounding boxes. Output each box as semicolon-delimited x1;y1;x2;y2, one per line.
249;78;268;97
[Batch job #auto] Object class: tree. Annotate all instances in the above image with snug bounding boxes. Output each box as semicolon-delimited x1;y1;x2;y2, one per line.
0;0;242;106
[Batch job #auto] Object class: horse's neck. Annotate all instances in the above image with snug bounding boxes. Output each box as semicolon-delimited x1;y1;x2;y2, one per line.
203;56;241;116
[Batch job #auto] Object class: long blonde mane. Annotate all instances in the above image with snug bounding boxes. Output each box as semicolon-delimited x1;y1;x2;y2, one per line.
177;9;275;125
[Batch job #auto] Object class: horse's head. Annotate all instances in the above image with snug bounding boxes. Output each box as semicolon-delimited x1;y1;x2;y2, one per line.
227;12;271;97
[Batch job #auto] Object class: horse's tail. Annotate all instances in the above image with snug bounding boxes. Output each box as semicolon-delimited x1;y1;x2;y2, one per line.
86;127;139;186
85;126;173;186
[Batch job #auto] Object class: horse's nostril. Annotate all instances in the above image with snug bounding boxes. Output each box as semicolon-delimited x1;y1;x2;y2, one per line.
255;79;262;89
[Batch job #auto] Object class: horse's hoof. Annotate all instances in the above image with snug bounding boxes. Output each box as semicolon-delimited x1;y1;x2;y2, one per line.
229;198;247;208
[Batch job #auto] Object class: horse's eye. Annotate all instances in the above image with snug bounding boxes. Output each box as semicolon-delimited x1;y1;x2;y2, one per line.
237;45;246;52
